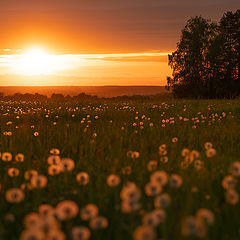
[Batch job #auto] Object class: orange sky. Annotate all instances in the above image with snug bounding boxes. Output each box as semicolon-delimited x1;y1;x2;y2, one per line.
0;0;239;86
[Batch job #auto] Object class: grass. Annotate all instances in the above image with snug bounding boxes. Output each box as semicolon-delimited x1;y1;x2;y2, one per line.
0;99;240;240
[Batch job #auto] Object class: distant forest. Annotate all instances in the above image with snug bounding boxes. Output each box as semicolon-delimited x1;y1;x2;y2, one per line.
0;92;172;102
166;9;240;99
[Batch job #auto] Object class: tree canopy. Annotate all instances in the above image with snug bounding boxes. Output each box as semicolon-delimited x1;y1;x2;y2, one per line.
167;10;240;98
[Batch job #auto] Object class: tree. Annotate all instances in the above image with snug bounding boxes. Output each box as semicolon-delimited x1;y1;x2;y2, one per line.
51;93;65;101
218;10;240;98
167;16;217;98
166;10;240;99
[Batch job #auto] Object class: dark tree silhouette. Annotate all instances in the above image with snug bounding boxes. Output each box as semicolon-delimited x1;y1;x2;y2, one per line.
167;10;240;99
218;10;240;98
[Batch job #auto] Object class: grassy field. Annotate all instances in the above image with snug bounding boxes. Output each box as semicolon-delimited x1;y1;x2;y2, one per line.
0;99;240;240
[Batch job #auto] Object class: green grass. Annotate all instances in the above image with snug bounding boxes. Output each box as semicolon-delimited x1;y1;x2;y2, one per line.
0;99;240;240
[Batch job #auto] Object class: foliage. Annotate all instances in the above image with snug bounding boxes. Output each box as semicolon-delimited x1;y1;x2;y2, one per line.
167;10;240;98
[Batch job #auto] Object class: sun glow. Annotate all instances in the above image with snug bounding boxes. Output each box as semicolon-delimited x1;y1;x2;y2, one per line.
16;48;53;75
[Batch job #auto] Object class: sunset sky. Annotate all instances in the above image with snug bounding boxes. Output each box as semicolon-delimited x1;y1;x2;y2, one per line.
0;0;239;86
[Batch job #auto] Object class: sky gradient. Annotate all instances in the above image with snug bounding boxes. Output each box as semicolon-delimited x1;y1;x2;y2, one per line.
0;0;239;86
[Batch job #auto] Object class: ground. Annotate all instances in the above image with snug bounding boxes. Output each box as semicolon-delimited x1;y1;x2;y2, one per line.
0;99;240;240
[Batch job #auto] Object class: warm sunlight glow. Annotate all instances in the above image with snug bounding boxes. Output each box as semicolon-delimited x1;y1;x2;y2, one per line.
18;48;52;75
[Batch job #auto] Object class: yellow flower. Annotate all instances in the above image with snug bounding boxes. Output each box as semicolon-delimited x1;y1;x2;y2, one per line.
89;216;108;229
61;158;75;172
24;170;38;180
6;188;24;203
106;174;121;187
76;172;89;186
72;226;91;240
31;175;48;188
145;182;162;197
56;200;79;221
150;171;168;186
169;174;183;188
154;193;171;209
226;189;239;205
8;167;20;177
47;155;61;165
15;153;25;162
133;225;156;240
2;152;12;162
48;165;61;176
196;208;214;225
33;132;39;137
80;204;99;221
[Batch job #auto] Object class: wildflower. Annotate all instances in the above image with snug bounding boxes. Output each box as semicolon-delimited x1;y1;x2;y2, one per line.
2;152;12;162
222;175;236;190
194;160;204;171
154;193;171;209
48;165;61;176
190;150;200;161
133;225;156;240
204;142;213;150
48;230;66;240
56;200;79;221
80;204;99;221
107;174;121;187
21;183;34;191
142;212;160;227
15;153;24;162
206;148;216;158
121;200;141;213
47;155;61;165
180;160;189;169
160;156;168;163
181;148;190;158
38;204;55;218
172;137;178;143
31;175;48;188
50;148;60;155
8;167;20;177
72;226;91;240
34;132;39;136
147;161;158;171
159;144;167;151
6;188;24;203
196;208;214;225
20;230;45;240
24;212;40;229
121;166;132;175
226;189;239;205
38;216;60;235
169;174;183;188
181;216;207;238
150;171;168;186
159;149;167;156
61;158;75;172
131;151;140;159
120;183;141;201
152;209;166;223
145;182;162;197
76;172;89;185
230;162;240;177
89;216;108;229
24;170;38;180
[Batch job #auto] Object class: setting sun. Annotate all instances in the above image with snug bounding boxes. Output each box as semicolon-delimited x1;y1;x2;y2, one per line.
16;48;52;75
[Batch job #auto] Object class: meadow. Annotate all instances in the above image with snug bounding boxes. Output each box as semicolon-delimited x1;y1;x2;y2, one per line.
0;99;240;240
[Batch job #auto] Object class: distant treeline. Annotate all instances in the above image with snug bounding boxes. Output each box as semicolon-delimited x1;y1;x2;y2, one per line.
167;9;240;99
0;92;172;102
